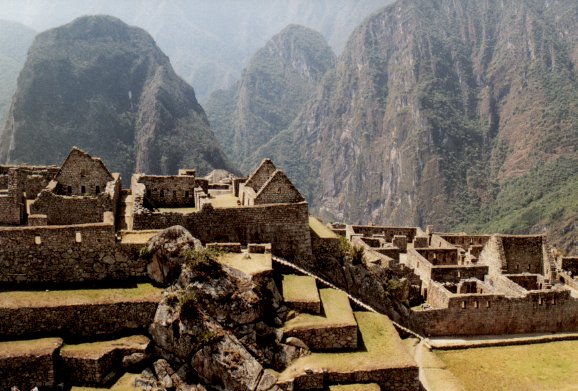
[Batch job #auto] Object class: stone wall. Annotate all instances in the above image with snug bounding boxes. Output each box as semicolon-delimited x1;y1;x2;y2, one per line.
349;226;417;242
438;234;490;249
285;325;357;350
501;236;544;275
30;175;121;225
254;170;304;205
561;256;578;275
412;287;578;336
0;340;62;390
416;248;459;265
0;223;146;285
137;174;196;207
244;159;276;192
133;202;312;261
0;300;158;339
429;265;488;284
54;148;113;196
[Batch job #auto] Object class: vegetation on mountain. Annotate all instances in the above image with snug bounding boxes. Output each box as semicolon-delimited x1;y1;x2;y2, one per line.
206;24;335;171
252;0;577;252
0;15;233;179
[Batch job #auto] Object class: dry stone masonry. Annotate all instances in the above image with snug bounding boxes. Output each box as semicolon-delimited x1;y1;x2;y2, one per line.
0;147;576;390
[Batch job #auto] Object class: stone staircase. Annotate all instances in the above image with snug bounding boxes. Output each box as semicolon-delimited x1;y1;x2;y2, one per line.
0;284;161;390
277;274;420;390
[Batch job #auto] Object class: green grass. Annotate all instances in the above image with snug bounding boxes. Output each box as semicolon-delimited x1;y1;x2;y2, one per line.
0;284;162;308
61;335;149;359
309;216;337;239
279;312;415;382
283;288;356;331
436;341;578;391
282;275;320;306
0;338;63;358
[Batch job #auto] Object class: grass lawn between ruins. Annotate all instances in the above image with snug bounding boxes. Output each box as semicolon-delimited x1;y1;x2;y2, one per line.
0;283;162;308
435;341;578;391
217;252;272;276
282;274;320;306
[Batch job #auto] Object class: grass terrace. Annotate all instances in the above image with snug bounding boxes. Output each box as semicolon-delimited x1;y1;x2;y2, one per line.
0;283;162;308
436;341;578;391
61;335;149;359
283;289;356;331
217;252;272;276
279;312;416;383
309;216;337;238
0;337;63;358
282;275;320;309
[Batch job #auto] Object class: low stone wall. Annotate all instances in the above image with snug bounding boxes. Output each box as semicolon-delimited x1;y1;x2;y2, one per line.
412;288;578;336
285;325;357;350
0;223;146;285
30;175;120;226
288;366;420;391
349;226;417;242
0;338;62;390
60;352;116;385
137;174;196;207
0;301;158;339
430;265;489;283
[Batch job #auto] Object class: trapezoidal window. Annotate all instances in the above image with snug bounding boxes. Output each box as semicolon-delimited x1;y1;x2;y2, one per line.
95;185;100;194
81;185;86;194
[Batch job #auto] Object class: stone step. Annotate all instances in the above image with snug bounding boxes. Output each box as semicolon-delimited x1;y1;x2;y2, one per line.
282;274;321;314
0;337;63;391
0;284;162;339
278;312;420;390
283;288;357;350
60;335;150;386
216;251;273;277
329;384;381;391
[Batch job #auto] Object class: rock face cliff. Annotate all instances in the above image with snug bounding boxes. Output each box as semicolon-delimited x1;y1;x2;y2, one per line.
206;24;335;171
0;15;233;179
251;0;577;252
0;20;36;127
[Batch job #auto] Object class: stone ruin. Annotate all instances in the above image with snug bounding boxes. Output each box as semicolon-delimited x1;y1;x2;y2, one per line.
0;147;576;390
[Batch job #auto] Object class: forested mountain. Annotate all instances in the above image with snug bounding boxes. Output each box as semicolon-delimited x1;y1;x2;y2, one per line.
0;0;390;100
0;15;233;179
250;0;577;252
205;24;335;171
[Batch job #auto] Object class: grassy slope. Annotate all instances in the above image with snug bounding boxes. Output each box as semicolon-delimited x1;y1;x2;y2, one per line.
437;341;578;391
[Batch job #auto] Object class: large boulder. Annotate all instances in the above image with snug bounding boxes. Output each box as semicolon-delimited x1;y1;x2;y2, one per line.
145;226;203;286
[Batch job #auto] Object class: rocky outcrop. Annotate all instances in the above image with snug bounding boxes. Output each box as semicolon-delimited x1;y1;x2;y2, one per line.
0;20;35;127
148;229;308;389
206;24;335;171
145;225;202;286
0;15;234;179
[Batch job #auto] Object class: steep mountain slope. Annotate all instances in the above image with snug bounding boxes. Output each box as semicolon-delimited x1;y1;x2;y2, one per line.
0;0;391;100
252;0;577;253
0;15;233;179
0;20;36;127
205;24;335;170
